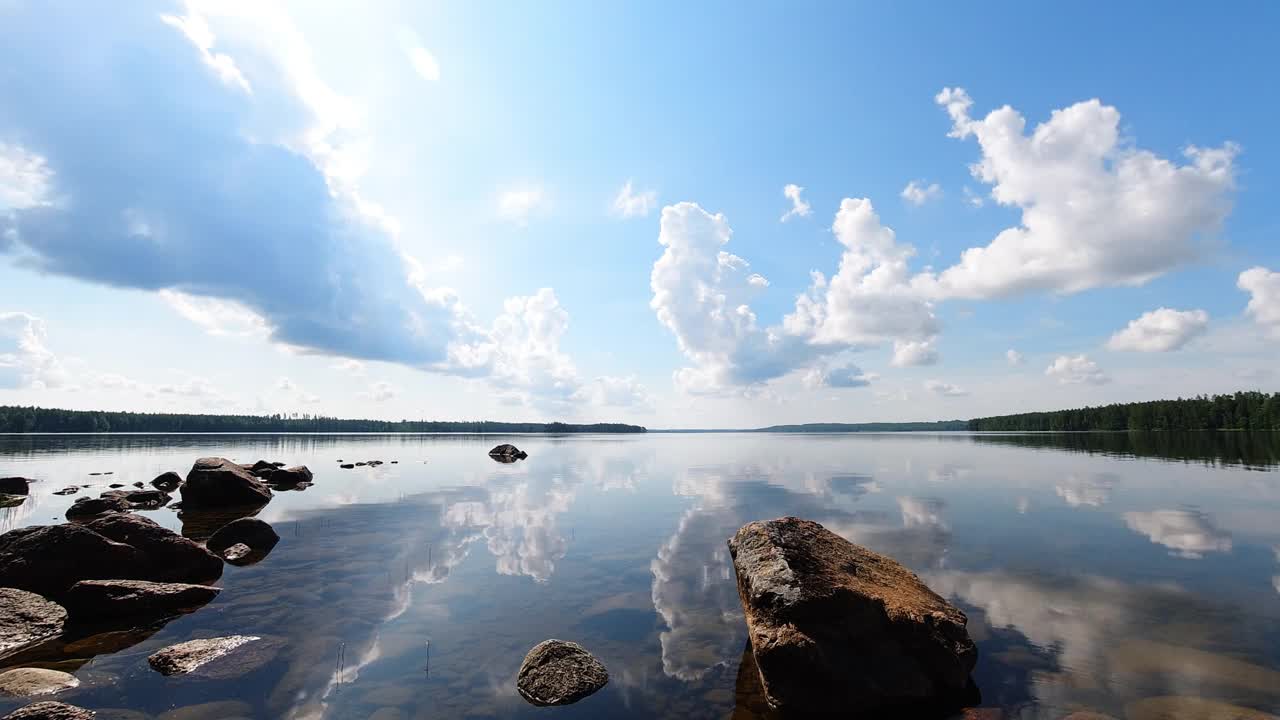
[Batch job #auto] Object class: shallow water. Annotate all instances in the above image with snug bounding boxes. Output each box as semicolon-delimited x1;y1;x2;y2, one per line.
2;431;1280;719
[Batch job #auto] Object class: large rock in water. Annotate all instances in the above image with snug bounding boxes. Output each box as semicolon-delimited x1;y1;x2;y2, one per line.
0;668;79;698
84;514;222;584
180;457;272;509
0;525;150;597
728;517;977;714
206;518;279;565
63;495;130;520
63;580;219;622
148;636;261;676
1;702;96;719
515;639;608;706
0;589;66;659
488;444;528;461
0;478;31;496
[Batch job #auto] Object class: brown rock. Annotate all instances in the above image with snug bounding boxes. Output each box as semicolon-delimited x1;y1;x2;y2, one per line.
515;639;608;706
64;495;129;520
263;466;311;488
97;489;170;509
1125;696;1278;720
1;701;96;719
148;635;260;676
180;457;272;509
0;668;79;697
64;580;219;621
728;517;977;714
84;513;222;584
150;472;182;491
0;524;150;597
0;588;67;659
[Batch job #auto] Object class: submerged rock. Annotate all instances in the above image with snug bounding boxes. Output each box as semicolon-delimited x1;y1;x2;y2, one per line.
50;488;78;496
0;478;31;496
98;489;170;509
0;668;79;697
207;518;279;565
0;524;149;597
0;495;24;509
148;635;261;676
0;589;67;659
1;701;95;719
515;639;608;706
64;495;129;520
64;580;220;621
263;466;311;489
84;514;223;584
1125;696;1278;720
180;457;272;509
488;444;528;461
150;472;182;491
728;516;977;714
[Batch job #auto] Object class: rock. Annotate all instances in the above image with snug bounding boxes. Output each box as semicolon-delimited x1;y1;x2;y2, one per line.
151;472;181;491
155;701;250;720
106;484;123;489
263;466;311;488
131;482;143;488
488;444;528;460
1;701;96;719
84;514;222;584
1125;696;1278;720
0;478;31;495
728;517;977;714
148;635;260;676
515;639;608;706
0;589;67;659
207;518;278;565
180;457;272;509
64;495;129;520
64;580;220;621
0;495;24;508
244;460;278;477
0;668;79;697
339;464;354;469
354;462;366;467
51;488;77;496
176;507;260;542
0;524;150;597
98;489;170;509
221;544;252;563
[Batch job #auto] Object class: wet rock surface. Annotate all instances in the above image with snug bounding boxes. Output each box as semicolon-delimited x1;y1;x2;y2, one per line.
97;489;170;509
0;589;67;660
63;496;129;521
0;478;31;496
150;472;181;491
488;444;528;461
0;525;149;597
180;457;272;509
49;488;77;497
1;701;96;719
728;516;977;714
515;639;608;706
83;514;222;584
0;668;79;698
64;580;220;622
207;518;278;564
147;635;261;676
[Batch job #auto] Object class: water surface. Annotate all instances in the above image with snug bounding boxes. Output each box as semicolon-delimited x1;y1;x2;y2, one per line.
2;432;1279;719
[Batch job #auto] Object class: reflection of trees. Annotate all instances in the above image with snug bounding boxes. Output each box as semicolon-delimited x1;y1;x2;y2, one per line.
969;431;1280;470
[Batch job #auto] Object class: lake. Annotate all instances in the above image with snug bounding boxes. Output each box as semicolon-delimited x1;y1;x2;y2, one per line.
2;431;1280;719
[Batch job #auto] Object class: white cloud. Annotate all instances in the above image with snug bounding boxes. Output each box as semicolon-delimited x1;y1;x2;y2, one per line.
1106;307;1209;352
917;87;1237;299
1239;266;1280;338
924;379;967;397
900;180;942;206
0;311;66;389
331;358;366;375
0;143;54;213
159;11;251;93
891;338;939;367
1045;354;1109;385
780;183;811;222
1123;510;1232;558
406;46;440;82
160;290;270;339
274;376;319;404
612;180;657;219
803;363;876;389
962;186;984;208
361;380;397;403
498;187;545;224
574;375;654;410
1006;349;1024;366
899;496;948;530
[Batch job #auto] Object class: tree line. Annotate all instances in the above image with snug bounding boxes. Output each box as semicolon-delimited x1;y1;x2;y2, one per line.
0;406;646;434
968;392;1280;432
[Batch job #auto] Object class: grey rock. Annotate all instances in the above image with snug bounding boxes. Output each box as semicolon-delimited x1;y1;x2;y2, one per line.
150;472;181;491
515;639;608;706
0;668;79;697
148;635;260;676
221;544;252;563
0;495;24;509
1;701;96;719
0;478;31;496
64;580;220;621
0;588;67;659
0;524;150;597
64;495;129;520
728;517;977;714
180;457;272;509
488;444;528;460
84;514;222;584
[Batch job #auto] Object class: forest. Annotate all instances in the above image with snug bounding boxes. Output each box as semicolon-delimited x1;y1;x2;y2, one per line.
968;392;1280;432
0;406;646;434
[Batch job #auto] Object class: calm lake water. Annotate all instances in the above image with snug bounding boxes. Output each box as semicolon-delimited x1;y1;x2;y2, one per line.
2;432;1280;720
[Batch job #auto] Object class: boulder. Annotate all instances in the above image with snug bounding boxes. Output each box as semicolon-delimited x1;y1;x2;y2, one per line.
0;589;67;659
0;668;79;698
84;514;222;584
98;489;170;509
0;495;24;509
0;478;31;496
263;466;311;489
0;525;150;597
177;507;260;542
1;702;95;719
64;495;129;520
206;518;279;564
180;457;272;509
488;444;528;460
64;580;219;621
728;517;977;714
151;472;182;491
244;460;278;477
148;635;261;676
339;464;355;469
515;639;608;706
51;488;78;496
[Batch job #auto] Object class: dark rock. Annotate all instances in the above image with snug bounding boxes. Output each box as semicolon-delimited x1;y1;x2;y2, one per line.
515;639;608;706
64;495;129;521
0;668;79;697
340;464;355;469
0;495;24;509
0;589;67;659
180;457;272;509
177;507;261;542
148;635;261;676
354;462;366;467
488;444;528;460
84;514;223;584
270;462;285;468
245;460;278;477
64;580;219;621
50;488;78;497
98;489;170;509
0;478;31;496
107;484;124;489
0;525;150;597
87;474;101;477
728;517;977;714
221;543;252;563
1;701;95;719
263;466;311;488
150;472;181;491
131;482;143;488
207;517;279;563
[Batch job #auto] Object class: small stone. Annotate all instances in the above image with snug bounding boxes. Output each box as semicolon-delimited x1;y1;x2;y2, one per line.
51;488;78;496
340;464;354;469
222;543;252;563
1;701;96;719
0;588;67;658
0;668;79;697
516;639;608;706
148;635;261;676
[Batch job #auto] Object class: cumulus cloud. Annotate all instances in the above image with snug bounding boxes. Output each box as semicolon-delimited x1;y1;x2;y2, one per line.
891;339;939;367
497;187;545;224
0;143;54;212
924;379;967;397
1123;509;1232;558
1239;266;1280;338
1107;307;1209;352
0;312;66;389
961;186;984;208
1045;354;1109;385
803;363;875;389
1006;349;1023;366
612;180;657;219
780;183;811;222
918;87;1237;299
900;180;942;206
160;290;269;339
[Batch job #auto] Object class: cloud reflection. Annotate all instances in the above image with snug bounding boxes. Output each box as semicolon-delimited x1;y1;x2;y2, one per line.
1122;509;1232;558
1055;472;1119;507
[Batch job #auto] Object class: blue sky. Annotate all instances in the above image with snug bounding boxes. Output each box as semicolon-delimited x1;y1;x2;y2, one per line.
1;0;1278;427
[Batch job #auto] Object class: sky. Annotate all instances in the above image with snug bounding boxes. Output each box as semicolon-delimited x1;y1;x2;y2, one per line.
1;0;1278;428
